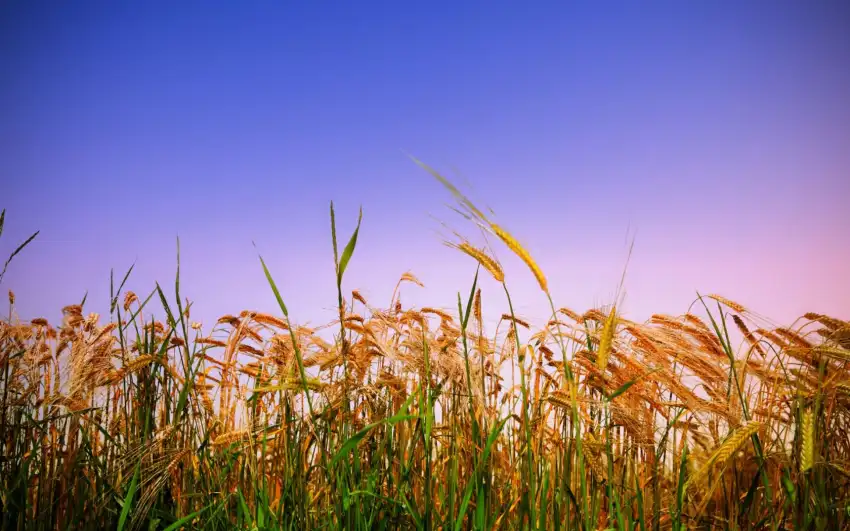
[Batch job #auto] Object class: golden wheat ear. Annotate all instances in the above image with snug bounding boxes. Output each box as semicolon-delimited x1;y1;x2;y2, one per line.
446;241;505;283
801;408;815;473
489;224;548;293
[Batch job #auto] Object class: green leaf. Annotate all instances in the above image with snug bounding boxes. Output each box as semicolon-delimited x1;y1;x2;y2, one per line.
781;470;796;504
155;282;177;328
337;206;363;282
110;263;136;313
460;269;479;331
237;490;253;526
174;236;181;306
401;491;424;531
453;484;475;531
0;229;39;284
675;444;689;527
635;472;646;531
537;467;550;531
475;482;486;529
606;368;660;401
454;416;509;531
330;201;340;271
740;461;763;518
160;502;214;531
255;246;288;317
117;461;141;531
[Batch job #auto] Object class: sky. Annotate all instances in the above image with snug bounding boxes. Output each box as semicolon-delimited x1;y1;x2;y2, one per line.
1;1;848;337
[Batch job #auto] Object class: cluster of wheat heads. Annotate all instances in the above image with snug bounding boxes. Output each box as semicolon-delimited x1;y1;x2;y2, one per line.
1;177;850;530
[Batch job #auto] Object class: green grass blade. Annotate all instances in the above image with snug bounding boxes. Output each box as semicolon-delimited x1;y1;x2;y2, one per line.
401;491;424;530
110;263;136;313
161;502;217;531
337;206;363;282
117;461;141;531
461;268;479;331
455;416;509;531
606;369;659;401
0;229;39;284
255;246;288;317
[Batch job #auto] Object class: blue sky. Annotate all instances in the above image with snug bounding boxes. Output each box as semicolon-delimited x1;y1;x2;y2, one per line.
2;1;848;332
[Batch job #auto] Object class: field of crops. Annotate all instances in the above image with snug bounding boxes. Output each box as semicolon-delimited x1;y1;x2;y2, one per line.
1;166;848;530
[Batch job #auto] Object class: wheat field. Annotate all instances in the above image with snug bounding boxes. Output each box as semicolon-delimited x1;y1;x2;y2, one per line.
1;167;849;530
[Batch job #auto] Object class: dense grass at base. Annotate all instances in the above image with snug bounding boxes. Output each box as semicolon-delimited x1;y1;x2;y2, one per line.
1;169;849;530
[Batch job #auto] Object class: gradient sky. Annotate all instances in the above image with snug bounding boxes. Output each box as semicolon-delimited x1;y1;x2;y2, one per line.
2;1;848;336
